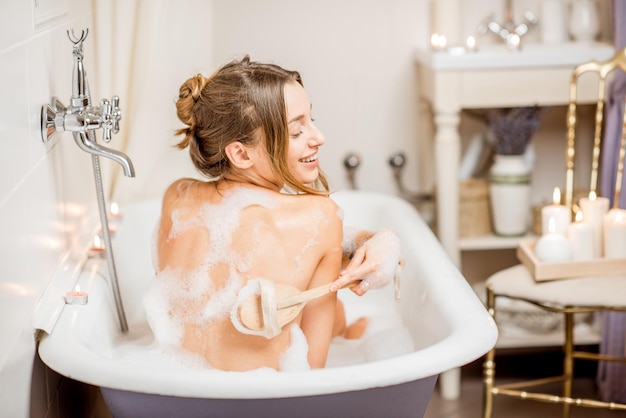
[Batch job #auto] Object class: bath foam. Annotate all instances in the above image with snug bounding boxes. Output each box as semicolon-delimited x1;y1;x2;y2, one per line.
343;227;403;292
326;292;415;368
143;267;184;347
146;188;280;340
279;324;310;371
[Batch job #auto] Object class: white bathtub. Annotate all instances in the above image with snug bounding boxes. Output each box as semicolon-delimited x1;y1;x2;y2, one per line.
37;189;497;418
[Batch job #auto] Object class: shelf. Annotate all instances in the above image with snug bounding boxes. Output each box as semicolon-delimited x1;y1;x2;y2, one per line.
496;323;600;349
459;233;536;251
415;42;615;72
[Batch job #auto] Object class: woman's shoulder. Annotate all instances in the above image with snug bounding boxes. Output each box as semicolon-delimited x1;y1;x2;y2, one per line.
285;192;339;213
161;178;213;210
284;194;342;231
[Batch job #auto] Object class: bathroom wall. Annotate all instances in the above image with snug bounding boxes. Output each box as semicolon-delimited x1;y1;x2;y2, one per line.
110;0;432;203
0;1;99;416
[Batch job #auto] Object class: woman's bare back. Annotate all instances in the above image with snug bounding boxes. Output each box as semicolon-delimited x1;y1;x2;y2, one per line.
144;179;343;371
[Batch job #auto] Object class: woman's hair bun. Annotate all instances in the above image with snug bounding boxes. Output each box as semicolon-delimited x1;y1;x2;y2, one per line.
175;74;210;148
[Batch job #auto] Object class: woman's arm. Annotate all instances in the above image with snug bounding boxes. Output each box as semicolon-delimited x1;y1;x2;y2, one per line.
299;199;343;368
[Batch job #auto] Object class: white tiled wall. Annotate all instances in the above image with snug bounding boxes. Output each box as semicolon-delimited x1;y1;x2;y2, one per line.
0;1;101;416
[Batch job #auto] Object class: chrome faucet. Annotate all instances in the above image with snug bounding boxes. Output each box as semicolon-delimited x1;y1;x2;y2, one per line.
40;29;133;333
477;0;538;50
343;152;362;190
41;29;134;177
388;151;433;214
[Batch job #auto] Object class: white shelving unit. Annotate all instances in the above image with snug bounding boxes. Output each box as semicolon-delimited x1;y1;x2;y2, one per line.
414;41;614;399
459;233;536;251
415;41;615;324
415;41;615;266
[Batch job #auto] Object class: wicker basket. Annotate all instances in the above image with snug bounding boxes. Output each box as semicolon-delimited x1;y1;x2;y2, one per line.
459;178;492;238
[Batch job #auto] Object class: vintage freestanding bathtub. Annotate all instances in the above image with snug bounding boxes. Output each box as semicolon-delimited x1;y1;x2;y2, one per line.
36;189;497;418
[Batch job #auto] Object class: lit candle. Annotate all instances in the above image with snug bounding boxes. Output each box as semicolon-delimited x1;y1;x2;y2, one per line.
108;201;123;219
603;208;626;259
579;191;610;258
567;210;594;261
430;33;447;51
541;187;571;235
535;218;572;262
465;35;477;52
65;285;88;305
88;235;106;258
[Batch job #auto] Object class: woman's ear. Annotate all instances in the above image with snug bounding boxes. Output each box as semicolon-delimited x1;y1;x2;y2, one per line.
224;141;254;169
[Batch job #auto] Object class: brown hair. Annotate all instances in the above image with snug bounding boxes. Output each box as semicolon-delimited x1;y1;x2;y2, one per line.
175;56;329;195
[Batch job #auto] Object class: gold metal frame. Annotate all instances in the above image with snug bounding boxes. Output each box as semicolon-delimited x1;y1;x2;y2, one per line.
565;48;626;210
482;285;626;418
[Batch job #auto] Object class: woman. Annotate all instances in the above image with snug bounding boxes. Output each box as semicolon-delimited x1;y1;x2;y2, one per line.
145;57;342;371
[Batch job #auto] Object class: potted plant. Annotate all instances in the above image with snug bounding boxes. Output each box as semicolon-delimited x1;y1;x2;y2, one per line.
487;106;543;236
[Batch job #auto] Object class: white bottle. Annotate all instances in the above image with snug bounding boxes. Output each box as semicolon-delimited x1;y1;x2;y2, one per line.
541;0;566;43
569;0;599;42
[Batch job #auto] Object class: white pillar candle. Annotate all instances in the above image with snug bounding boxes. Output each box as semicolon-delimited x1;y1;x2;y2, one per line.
603;208;626;259
579;191;609;258
541;187;571;235
535;218;572;262
567;210;594;261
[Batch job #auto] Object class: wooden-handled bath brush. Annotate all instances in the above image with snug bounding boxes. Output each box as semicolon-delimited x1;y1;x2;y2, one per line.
231;279;358;339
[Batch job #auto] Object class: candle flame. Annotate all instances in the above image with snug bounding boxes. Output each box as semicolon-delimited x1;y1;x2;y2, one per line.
466;36;476;49
430;33;447;49
589;190;597;201
93;234;103;248
552;187;561;205
575;210;583;222
110;201;120;215
75;285;81;293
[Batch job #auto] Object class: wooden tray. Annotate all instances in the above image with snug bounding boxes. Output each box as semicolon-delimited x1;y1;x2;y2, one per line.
517;239;626;282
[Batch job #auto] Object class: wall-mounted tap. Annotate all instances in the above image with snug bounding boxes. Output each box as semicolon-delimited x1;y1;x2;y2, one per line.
388;151;433;204
41;29;134;177
40;29;133;333
343;152;362;190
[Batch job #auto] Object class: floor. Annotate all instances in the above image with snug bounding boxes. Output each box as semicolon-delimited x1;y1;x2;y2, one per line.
424;347;625;418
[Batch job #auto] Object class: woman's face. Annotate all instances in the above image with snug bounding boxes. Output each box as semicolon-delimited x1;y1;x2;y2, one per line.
284;81;326;185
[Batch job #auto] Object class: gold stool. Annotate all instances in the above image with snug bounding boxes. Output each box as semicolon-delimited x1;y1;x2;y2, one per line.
482;265;626;417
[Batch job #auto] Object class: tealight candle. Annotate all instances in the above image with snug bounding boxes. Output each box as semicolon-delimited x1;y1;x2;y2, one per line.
541;187;571;235
567;210;594;261
65;286;88;305
603;208;626;259
108;201;123;219
579;191;610;258
88;235;106;258
535;218;572;262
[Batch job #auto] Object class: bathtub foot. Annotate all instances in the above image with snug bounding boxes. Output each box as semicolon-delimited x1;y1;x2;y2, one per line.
438;367;461;400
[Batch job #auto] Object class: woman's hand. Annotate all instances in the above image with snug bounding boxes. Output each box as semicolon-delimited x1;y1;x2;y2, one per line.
330;229;401;296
